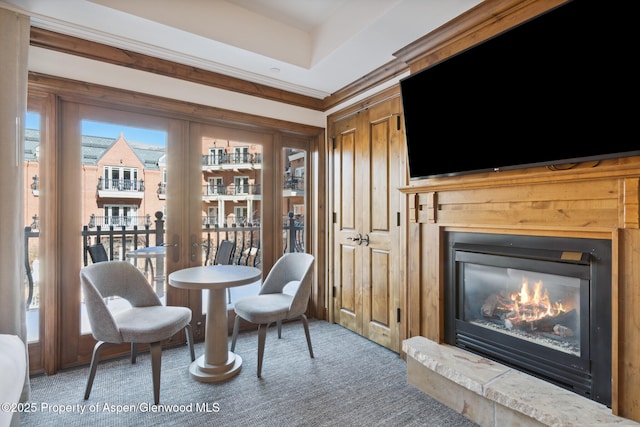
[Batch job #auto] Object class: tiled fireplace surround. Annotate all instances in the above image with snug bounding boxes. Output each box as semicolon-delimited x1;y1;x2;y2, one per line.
400;157;640;426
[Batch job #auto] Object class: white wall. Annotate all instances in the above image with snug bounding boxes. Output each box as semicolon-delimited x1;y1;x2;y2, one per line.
28;46;326;127
28;46;409;127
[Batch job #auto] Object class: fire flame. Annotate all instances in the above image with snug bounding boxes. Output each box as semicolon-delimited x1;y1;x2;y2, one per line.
509;277;566;322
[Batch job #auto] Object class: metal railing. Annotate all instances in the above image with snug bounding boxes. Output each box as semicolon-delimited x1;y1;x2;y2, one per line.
97;177;145;191
283;177;304;191
201;223;261;267
202;152;262;167
202;183;261;196
24;211;305;309
89;215;152;228
24;226;39;308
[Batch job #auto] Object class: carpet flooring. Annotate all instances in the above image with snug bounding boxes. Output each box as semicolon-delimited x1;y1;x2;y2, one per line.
19;320;479;427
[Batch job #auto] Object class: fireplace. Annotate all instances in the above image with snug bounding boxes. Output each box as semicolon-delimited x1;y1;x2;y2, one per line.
444;232;612;407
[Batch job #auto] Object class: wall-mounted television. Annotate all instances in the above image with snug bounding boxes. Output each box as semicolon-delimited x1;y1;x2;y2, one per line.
401;0;638;180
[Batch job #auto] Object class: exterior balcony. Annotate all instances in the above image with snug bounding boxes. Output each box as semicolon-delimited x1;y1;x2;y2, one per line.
88;214;152;229
201;153;262;172
202;183;262;203
157;182;166;200
283;177;304;197
97;178;144;199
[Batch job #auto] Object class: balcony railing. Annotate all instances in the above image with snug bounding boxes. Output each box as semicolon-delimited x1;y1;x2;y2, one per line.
24;211;305;310
284;177;304;191
157;182;166;199
202;184;261;197
283;212;305;253
202;153;262;168
89;215;152;228
98;177;145;191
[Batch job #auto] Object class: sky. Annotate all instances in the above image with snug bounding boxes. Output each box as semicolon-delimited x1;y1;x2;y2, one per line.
25;112;167;147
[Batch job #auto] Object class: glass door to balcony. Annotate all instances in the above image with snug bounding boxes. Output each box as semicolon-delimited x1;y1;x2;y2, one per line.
28;97;312;373
24;111;41;349
53;102;183;369
190;123;265;318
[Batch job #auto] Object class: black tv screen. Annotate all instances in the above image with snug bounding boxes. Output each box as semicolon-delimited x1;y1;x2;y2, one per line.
401;0;638;180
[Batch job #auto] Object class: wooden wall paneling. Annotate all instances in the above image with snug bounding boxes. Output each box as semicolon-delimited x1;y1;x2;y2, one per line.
621;177;640;229
434;181;620;230
618;228;640;419
419;223;442;342
407;205;421;339
58;100;83;367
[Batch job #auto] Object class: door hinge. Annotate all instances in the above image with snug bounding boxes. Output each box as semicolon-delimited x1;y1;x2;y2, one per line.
396;115;401;131
332;136;336;150
397;211;401;227
332;212;337;223
397;308;401;323
332;286;337;298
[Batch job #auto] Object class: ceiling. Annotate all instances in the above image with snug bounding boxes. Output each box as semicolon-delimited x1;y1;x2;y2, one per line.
2;0;483;99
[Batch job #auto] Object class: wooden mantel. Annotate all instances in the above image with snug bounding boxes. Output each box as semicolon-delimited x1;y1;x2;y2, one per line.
399;156;640;421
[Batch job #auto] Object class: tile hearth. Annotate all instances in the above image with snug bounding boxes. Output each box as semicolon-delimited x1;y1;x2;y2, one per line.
403;337;639;427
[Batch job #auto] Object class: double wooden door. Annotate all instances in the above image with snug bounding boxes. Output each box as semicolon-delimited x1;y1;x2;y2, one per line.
331;95;405;352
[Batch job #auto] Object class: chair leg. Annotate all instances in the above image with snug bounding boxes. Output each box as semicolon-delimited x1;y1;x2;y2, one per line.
230;314;241;352
85;341;108;400
150;341;162;405
300;314;314;358
257;323;267;378
277;320;282;338
185;324;195;362
131;342;138;364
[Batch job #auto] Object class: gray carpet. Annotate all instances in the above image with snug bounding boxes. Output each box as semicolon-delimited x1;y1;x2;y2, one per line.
20;320;479;427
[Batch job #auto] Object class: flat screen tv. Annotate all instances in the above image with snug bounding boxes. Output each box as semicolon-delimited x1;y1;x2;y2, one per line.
401;0;638;180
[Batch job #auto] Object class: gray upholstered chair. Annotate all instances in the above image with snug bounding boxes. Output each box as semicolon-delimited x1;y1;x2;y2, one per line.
231;252;315;377
80;261;195;405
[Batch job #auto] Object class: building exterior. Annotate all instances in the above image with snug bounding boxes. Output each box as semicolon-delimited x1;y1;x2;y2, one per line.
199;136;263;226
23;130;274;234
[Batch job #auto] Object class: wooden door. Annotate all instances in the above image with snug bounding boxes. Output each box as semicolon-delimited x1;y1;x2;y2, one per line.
332;96;404;352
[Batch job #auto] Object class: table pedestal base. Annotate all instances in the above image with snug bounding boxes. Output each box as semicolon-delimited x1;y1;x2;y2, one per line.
188;351;242;383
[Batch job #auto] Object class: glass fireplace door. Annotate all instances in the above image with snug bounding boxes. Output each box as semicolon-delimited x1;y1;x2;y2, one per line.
461;262;585;357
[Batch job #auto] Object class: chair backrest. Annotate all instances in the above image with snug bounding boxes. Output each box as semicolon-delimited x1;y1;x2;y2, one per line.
80;261;162;343
87;243;109;264
214;240;235;265
259;253;314;318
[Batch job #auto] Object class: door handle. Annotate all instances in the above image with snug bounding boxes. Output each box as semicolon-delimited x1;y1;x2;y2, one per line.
347;233;370;246
347;233;362;245
162;234;179;263
190;235;202;262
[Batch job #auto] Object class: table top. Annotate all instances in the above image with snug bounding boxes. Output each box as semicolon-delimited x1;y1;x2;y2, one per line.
168;265;262;291
126;246;166;258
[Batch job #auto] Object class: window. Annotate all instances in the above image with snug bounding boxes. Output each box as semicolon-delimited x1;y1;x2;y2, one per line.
234;206;248;224
205;206;218;226
234;146;249;164
208;147;224;165
104;204;138;227
208;177;223;195
104;166;140;190
234;176;249;194
282;148;306;253
24;111;41;343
